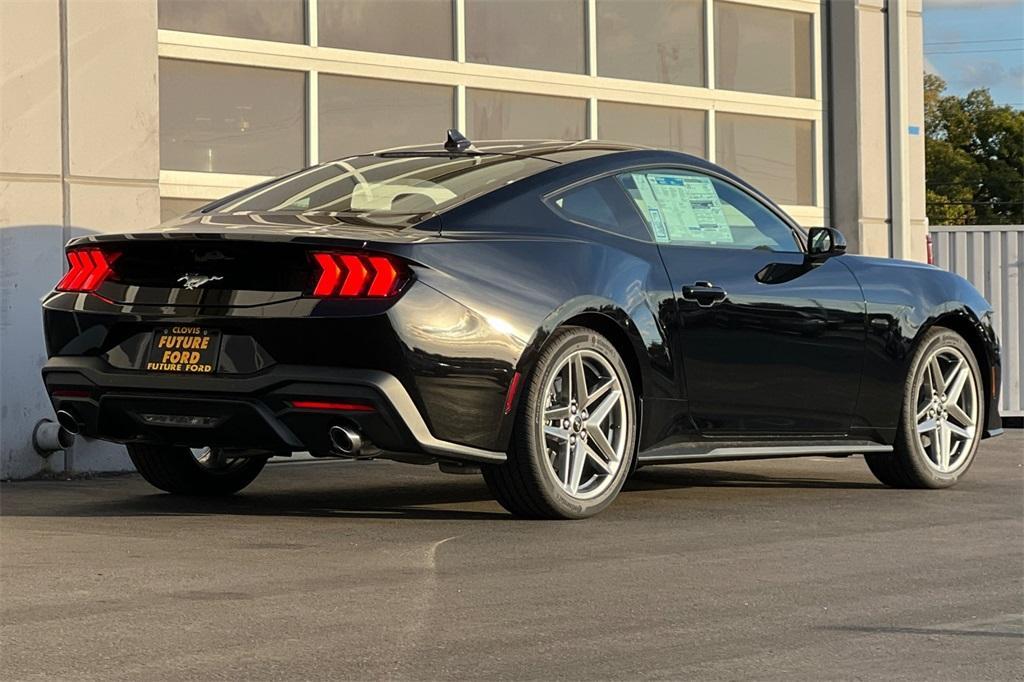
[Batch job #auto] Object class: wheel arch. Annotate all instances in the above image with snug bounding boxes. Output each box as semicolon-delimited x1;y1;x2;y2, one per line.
497;300;665;451
561;311;644;401
914;307;1000;435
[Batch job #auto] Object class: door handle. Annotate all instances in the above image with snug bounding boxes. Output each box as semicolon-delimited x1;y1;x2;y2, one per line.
681;281;728;307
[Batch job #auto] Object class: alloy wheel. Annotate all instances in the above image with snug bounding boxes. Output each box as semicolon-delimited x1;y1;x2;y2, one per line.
539;349;629;499
914;345;979;474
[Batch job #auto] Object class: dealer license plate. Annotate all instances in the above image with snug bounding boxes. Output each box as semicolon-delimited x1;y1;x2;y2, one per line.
145;326;221;374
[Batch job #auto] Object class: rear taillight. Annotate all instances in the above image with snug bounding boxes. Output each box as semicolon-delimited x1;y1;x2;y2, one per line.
311;252;406;298
56;248;119;292
926;233;934;265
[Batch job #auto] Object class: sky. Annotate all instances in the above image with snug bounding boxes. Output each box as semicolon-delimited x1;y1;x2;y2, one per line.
923;0;1024;108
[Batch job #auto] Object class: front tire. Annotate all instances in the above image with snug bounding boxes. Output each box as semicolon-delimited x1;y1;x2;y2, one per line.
483;327;637;519
127;444;267;495
866;328;984;488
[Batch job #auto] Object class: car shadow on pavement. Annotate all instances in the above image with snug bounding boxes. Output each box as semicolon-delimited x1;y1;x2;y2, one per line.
2;464;881;521
6;479;508;521
625;465;882;492
823;624;1024;639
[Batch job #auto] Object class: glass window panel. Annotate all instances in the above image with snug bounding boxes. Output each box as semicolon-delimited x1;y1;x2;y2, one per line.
598;102;706;157
715;1;813;98
715;113;814;205
212;154;554;217
467;89;586;140
466;0;585;73
159;59;305;176
318;0;453;59
552;177;652;241
618;169;798;250
158;0;304;43
319;76;453;160
160;197;210;222
597;0;704;86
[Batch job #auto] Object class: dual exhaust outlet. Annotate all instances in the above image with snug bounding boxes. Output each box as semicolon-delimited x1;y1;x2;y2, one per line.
328;424;368;458
33;409;80;455
37;408;368;460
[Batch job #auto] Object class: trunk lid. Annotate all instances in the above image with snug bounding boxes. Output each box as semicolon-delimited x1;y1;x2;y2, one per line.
67;213;437;307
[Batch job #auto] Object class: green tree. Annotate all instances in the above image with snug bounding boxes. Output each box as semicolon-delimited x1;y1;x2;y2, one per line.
925;73;1024;225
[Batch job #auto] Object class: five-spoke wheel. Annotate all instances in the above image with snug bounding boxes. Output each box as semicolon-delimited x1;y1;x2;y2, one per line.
914;345;979;474
540;349;629;499
483;327;637;519
866;327;984;488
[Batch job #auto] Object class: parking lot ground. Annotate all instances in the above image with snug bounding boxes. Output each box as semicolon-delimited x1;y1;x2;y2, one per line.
2;431;1022;681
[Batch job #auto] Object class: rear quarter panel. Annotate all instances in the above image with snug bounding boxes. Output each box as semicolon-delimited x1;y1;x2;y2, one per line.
394;198;679;452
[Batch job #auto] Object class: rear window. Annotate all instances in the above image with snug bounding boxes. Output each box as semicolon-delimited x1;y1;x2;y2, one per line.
206;154;554;218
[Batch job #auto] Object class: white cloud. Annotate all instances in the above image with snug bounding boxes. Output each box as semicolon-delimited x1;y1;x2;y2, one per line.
1011;65;1024;89
952;59;1024;90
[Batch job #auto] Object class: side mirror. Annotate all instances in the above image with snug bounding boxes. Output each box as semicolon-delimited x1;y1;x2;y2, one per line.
807;227;847;260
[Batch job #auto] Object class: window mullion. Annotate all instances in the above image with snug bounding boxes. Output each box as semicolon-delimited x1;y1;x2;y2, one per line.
307;0;318;47
705;0;715;90
308;70;319;165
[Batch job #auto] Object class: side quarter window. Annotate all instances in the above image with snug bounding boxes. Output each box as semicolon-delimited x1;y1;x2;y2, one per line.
617;169;800;252
549;175;652;241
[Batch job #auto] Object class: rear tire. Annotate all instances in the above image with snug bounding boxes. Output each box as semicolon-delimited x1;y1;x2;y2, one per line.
127;444;267;495
483;327;637;519
865;328;984;489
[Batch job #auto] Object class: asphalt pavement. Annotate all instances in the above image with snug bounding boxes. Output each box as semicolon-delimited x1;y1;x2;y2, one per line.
2;432;1022;681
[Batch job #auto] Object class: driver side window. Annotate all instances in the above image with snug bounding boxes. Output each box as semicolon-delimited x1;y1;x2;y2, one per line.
617;169;800;252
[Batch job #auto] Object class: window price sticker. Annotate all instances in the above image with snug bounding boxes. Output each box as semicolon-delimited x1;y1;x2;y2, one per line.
632;173;733;244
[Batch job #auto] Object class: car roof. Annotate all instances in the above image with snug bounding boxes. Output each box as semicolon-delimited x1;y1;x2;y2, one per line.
360;138;791;229
362;138;725;180
368;138;658;161
335;137;767;219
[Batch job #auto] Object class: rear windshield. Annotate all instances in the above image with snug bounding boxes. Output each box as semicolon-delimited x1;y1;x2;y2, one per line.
205;154;554;218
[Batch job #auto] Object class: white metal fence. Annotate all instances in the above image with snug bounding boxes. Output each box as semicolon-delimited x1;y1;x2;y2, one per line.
929;225;1022;417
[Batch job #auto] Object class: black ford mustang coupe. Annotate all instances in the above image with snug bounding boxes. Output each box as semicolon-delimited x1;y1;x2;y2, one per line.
41;132;1002;519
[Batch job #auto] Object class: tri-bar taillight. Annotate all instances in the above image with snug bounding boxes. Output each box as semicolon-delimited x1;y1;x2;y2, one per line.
311;252;406;298
56;248;119;293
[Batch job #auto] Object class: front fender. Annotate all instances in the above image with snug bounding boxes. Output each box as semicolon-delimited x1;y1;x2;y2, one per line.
913;301;1002;437
843;256;1001;438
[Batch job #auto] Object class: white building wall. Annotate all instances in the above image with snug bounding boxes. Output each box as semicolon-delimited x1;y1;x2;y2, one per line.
1;0;160;478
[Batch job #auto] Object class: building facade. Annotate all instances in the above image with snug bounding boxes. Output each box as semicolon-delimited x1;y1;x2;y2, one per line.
0;0;927;479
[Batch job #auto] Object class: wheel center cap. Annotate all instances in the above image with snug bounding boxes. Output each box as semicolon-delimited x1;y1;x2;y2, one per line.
573;417;583;432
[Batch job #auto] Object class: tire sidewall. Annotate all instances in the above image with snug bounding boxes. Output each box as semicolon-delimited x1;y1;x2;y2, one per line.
899;329;984;487
517;328;637;519
128;443;267;495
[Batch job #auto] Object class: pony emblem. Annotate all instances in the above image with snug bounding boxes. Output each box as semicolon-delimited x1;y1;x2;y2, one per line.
177;273;223;290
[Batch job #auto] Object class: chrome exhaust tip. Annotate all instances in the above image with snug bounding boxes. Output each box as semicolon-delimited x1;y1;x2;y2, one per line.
55;409;81;435
328;425;363;457
33;419;75;454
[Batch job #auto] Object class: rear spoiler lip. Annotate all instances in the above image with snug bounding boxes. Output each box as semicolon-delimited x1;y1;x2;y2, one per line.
64;217;444;251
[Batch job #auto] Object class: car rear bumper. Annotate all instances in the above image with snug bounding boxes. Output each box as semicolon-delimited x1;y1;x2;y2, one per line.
42;356;506;464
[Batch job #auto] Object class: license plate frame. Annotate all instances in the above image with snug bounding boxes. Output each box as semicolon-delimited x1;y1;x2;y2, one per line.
145;327;221;374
